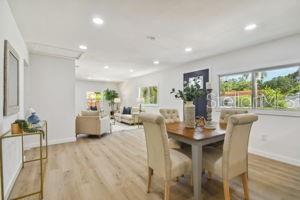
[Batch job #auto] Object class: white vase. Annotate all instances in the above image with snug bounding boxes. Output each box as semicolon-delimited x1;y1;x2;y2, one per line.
184;101;195;128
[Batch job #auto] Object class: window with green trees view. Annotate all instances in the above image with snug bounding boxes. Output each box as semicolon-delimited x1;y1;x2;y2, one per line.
220;72;252;108
219;64;300;111
139;86;158;105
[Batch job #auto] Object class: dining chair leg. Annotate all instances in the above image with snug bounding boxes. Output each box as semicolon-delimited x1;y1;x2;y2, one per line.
241;173;249;199
223;180;231;200
147;167;153;193
164;181;170;200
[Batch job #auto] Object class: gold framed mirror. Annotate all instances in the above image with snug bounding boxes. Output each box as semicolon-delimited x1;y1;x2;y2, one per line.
3;40;20;116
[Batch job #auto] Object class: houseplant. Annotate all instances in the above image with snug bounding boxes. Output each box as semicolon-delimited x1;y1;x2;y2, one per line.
11;119;41;134
103;89;119;115
170;80;204;128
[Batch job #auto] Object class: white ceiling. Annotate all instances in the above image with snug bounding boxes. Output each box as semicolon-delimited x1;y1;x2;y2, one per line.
8;0;300;82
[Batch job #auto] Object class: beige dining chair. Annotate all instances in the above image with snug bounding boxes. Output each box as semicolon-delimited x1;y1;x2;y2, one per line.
140;113;192;200
203;113;258;200
159;109;180;123
211;109;249;149
159;109;181;149
219;109;248;124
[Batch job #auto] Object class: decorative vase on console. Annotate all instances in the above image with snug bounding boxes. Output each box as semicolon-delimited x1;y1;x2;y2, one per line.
27;108;40;124
171;79;204;128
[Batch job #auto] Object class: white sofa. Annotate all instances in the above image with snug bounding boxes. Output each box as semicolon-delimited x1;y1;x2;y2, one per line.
114;106;144;125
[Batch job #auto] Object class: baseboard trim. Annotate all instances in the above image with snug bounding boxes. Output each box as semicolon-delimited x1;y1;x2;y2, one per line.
25;137;76;149
5;161;22;200
249;148;300;167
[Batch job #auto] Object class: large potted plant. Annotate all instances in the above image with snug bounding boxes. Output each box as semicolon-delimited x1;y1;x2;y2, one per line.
171;80;204;128
103;89;119;116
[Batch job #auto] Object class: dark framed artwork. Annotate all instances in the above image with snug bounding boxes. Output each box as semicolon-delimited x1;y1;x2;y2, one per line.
3;40;20;116
183;69;209;118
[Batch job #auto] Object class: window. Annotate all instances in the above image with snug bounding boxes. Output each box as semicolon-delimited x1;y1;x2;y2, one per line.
255;66;300;110
86;91;102;110
139;86;158;105
219;72;252;108
219;64;300;111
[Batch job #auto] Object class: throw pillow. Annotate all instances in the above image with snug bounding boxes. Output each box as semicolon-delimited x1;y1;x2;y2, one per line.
122;107;132;114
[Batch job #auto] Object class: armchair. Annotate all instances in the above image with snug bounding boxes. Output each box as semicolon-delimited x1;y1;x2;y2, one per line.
76;111;111;137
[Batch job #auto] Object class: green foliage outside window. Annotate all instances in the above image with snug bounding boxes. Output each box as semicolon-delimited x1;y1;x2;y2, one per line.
219;65;300;110
256;69;299;110
220;75;252;95
220;73;252;108
140;86;158;105
258;87;287;109
236;95;252;107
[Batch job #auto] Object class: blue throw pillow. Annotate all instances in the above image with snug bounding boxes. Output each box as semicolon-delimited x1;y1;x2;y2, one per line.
122;107;132;114
127;107;132;114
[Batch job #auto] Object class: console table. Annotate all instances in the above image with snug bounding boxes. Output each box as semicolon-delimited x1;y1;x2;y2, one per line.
0;120;48;200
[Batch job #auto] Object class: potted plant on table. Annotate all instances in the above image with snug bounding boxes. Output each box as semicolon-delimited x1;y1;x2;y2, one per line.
103;89;119;116
11;119;41;134
170;80;204;128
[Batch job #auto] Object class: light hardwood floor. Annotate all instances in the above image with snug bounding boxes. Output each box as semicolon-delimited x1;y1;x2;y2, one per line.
10;128;300;200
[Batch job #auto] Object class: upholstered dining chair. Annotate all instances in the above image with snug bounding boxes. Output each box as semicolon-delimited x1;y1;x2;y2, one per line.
212;109;249;149
140;113;192;200
203;113;258;200
159;109;180;123
219;109;248;124
159;109;181;149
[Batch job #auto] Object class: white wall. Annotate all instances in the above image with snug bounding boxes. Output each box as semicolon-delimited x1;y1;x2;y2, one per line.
0;0;29;198
75;80;119;115
24;54;76;147
120;34;300;166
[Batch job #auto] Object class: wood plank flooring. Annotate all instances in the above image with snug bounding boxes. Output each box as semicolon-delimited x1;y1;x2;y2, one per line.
9;128;300;200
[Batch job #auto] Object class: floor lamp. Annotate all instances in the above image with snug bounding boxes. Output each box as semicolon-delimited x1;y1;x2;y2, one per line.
114;98;121;112
136;97;145;112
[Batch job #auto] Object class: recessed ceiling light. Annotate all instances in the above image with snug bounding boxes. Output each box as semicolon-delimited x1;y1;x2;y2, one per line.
244;23;257;31
185;47;192;52
79;45;87;50
146;35;156;40
129;69;134;72
153;60;159;65
93;17;104;25
104;65;109;69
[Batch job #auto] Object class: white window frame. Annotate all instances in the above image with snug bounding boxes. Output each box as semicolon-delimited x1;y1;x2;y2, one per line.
218;63;300;117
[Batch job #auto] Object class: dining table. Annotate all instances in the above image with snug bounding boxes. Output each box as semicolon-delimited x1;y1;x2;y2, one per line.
166;122;227;200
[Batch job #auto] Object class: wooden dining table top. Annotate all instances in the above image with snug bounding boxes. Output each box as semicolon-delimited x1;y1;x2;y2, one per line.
166;122;227;141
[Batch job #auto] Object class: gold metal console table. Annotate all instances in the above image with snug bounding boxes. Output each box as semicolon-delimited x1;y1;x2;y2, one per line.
0;120;48;200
